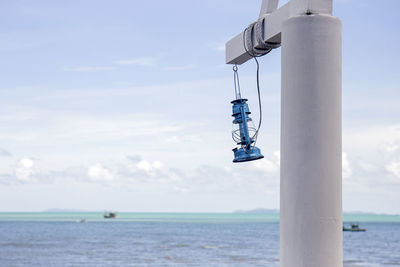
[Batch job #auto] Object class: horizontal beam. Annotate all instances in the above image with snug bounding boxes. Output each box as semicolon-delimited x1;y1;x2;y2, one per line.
225;0;332;65
225;3;290;65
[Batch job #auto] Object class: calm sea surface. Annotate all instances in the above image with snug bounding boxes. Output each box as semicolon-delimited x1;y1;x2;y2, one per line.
0;213;399;266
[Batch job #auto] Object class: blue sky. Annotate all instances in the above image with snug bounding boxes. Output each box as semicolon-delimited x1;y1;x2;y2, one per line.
0;0;399;213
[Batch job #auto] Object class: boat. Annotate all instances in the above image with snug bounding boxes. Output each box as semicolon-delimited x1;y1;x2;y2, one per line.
104;211;117;219
77;219;86;223
343;223;366;232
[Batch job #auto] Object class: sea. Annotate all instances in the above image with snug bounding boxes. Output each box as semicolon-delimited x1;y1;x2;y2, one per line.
0;212;399;266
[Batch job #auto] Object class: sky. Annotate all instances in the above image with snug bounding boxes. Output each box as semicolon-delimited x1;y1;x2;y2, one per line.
0;0;399;213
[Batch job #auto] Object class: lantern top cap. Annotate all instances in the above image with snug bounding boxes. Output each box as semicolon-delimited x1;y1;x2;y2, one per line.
231;98;248;104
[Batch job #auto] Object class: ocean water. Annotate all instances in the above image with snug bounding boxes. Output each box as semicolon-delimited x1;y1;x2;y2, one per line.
0;213;399;266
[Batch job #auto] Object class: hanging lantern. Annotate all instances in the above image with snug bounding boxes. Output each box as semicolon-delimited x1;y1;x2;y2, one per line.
231;98;264;162
230;65;264;163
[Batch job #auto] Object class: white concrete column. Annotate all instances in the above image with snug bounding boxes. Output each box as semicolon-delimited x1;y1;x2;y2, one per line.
280;14;342;267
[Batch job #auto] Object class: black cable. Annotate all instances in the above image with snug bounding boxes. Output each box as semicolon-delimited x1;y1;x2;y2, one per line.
253;56;262;146
242;27;269;146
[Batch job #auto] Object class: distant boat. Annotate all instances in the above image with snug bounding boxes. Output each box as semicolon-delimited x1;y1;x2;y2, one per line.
104;211;117;219
343;223;366;232
77;219;86;223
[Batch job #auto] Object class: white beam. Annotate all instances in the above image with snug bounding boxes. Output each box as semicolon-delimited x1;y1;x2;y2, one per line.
259;0;279;18
225;3;290;65
225;0;333;65
290;0;332;15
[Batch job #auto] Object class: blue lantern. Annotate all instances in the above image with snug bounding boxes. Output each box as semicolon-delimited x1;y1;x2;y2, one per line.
230;65;264;163
231;98;264;163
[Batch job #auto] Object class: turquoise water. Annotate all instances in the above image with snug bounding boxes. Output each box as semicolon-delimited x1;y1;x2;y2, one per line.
0;212;280;223
0;213;399;266
0;212;399;223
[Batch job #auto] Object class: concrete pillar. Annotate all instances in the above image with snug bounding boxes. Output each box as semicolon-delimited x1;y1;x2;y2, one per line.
280;14;342;267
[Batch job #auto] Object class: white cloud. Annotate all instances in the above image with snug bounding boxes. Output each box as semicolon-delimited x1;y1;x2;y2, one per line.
252;159;279;173
115;57;158;66
0;110;39;122
166;136;180;143
63;66;116;72
357;161;379;173
252;150;280;173
126;155;141;163
136;160;153;172
342;152;352;179
0;157;62;185
0;148;12;157
163;64;197;71
0;150;281;199
223;166;232;173
215;44;225;51
173;186;190;193
184;135;203;143
166;135;203;144
273;151;280;166
0;111;184;145
14;158;37;182
31;78;228;101
207;42;225;51
345;125;400;152
152;161;164;169
136;160;164;174
63;57;160;73
385;144;400;152
116;157;184;185
20;158;34;168
87;163;113;181
386;161;400;179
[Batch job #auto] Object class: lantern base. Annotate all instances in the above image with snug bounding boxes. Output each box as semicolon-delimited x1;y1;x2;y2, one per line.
233;147;264;163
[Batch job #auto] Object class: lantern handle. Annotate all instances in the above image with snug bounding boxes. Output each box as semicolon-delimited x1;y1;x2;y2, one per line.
233;64;242;100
